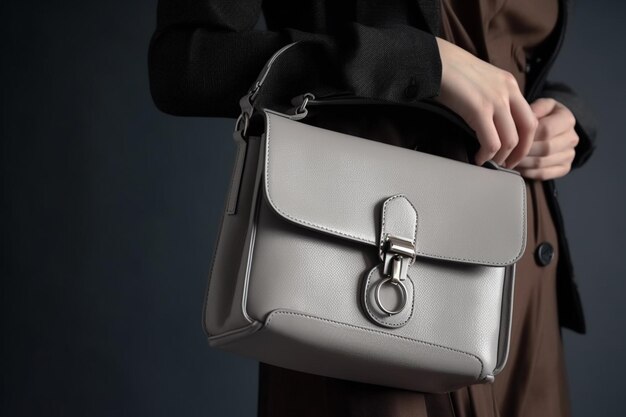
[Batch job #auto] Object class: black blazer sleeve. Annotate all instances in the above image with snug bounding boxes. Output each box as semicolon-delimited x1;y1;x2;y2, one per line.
148;0;442;118
537;81;597;168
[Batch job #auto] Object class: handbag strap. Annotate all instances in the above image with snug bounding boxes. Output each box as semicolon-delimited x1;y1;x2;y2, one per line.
231;42;517;190
236;42;305;138
235;41;477;142
228;42;304;215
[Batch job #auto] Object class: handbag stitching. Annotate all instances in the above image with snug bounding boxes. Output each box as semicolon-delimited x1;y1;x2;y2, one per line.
264;114;375;245
363;265;415;328
378;194;418;253
265;310;485;378
264;112;528;267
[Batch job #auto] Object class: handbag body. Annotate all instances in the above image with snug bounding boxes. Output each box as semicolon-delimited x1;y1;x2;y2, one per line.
203;43;527;393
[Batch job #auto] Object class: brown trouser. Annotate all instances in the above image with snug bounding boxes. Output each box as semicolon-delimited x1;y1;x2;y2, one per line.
257;179;571;417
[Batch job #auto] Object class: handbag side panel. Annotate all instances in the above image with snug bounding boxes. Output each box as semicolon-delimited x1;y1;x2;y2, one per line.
203;135;263;338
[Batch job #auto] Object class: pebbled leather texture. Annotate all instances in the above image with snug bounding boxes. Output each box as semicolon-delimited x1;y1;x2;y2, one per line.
263;110;526;267
246;197;506;377
204;111;527;392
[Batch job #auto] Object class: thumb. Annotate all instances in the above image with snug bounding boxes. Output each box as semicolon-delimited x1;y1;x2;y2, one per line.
530;98;557;119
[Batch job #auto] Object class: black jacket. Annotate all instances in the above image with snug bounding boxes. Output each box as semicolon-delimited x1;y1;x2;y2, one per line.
148;0;596;333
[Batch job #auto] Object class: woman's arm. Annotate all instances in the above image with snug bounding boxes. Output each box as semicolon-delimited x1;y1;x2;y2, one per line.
434;37;538;168
148;0;442;118
148;0;542;168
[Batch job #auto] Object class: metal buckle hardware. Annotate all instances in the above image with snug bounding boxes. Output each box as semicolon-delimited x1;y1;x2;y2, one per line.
292;93;315;118
381;234;416;284
372;234;416;316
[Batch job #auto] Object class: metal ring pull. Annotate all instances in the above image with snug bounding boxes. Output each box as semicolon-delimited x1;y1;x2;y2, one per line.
375;277;408;316
295;93;315;117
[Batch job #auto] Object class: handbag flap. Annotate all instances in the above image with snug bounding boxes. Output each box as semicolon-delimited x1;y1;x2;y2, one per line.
261;111;527;267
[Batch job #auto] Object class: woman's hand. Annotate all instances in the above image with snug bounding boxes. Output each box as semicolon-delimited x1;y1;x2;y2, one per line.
514;98;579;180
434;37;538;168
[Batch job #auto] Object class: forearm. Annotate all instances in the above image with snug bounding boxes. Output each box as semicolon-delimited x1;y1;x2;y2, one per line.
148;0;442;118
148;29;287;117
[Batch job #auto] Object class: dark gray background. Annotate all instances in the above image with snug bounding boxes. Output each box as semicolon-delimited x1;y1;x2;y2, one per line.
2;1;623;416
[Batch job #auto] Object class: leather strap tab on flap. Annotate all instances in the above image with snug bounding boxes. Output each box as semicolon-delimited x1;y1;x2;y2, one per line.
378;195;418;256
378;195;418;285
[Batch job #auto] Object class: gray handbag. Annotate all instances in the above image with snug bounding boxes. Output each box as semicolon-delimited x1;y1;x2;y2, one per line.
203;43;527;393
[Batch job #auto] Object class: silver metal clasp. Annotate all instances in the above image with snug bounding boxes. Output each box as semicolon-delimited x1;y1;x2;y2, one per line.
289;93;315;119
381;234;416;284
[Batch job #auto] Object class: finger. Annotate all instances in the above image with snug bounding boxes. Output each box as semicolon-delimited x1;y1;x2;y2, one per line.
491;106;519;165
516;148;576;169
505;93;538;168
517;164;572;181
530;98;557;119
469;112;501;166
534;104;576;141
526;130;579;157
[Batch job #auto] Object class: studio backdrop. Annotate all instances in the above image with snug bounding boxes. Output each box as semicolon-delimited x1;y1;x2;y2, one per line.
2;1;625;416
